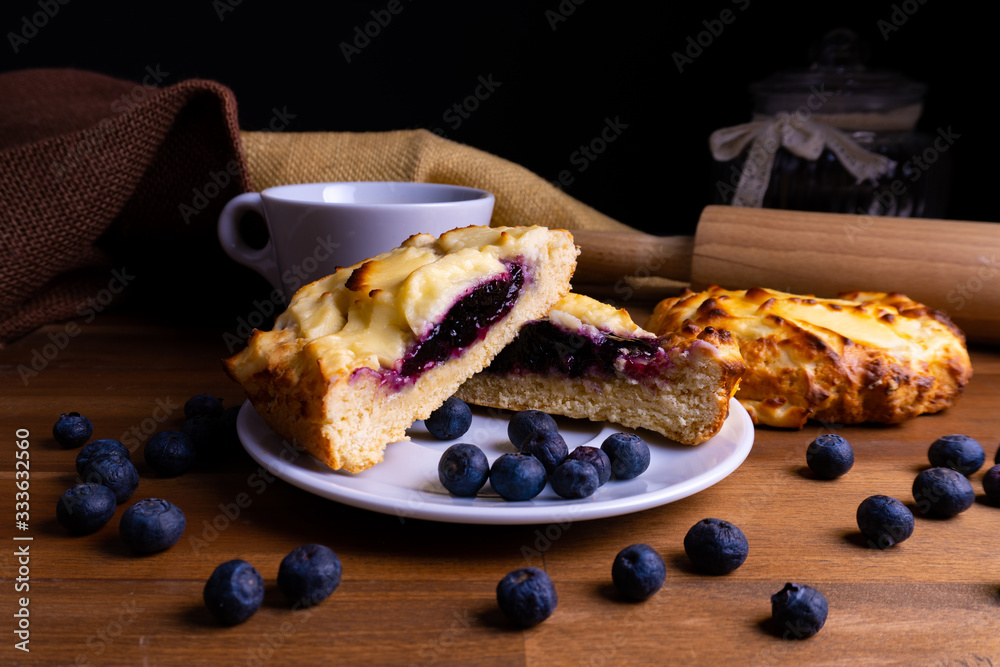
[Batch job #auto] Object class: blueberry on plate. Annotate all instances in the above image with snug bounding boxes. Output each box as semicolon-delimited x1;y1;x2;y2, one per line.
856;495;914;549
144;431;197;477
438;443;490;497
928;434;985;476
489;453;547;501
549;459;600;499
53;412;93;449
565;446;612;486
204;559;265;626
56;483;116;535
683;518;749;575
983;465;1000;505
520;430;568;475
806;434;854;479
119;498;186;553
771;582;828;639
611;544;666;601
508;410;559;450
185;393;224;420
278;544;342;608
75;438;130;476
425;397;473;440
601;433;650;480
496;567;557;627
80;454;139;503
912;466;975;518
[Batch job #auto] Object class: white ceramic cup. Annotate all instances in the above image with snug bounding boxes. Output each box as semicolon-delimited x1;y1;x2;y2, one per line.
218;181;495;301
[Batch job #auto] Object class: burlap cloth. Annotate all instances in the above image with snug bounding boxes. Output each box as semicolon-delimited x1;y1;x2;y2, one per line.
0;68;635;347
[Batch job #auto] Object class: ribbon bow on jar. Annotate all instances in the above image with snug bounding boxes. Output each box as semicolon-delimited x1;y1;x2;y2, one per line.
709;112;898;208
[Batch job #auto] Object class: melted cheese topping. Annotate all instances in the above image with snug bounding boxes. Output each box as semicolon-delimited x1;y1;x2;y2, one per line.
271;226;554;374
547;293;651;338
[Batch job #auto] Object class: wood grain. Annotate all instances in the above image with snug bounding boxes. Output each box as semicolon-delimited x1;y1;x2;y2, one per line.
2;311;1000;665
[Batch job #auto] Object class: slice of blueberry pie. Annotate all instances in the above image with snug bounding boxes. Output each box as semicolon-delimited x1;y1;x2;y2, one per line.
456;293;746;445
224;225;579;473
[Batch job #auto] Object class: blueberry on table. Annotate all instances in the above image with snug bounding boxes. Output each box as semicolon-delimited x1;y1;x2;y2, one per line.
489;453;547;501
182;414;217;450
496;567;558;627
683;518;749;575
770;582;828;639
520;430;569;475
425;397;473;440
856;495;914;549
983;465;1000;504
53;412;93;449
75;438;130;476
612;544;666;601
912;466;975;518
144;431;197;477
508;410;559;450
56;483;116;535
601;433;651;480
204;559;265;626
549;459;600;499
928;434;985;476
806;434;854;479
278;544;342;608
438;443;490;497
566;446;612;486
119;498;186;553
184;393;224;420
80;454;139;504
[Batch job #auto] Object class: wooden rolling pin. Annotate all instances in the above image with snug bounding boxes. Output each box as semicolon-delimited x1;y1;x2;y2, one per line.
572;205;1000;345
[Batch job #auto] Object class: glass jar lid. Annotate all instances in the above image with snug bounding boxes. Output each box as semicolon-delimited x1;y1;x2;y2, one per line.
750;28;927;117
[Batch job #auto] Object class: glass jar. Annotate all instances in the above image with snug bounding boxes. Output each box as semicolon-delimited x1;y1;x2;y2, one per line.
710;29;952;218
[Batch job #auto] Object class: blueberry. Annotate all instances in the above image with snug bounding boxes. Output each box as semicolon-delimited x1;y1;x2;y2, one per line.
770;582;828;639
438;443;490;497
216;405;243;449
75;438;130;476
611;544;666;601
983;465;1000;505
601;433;650;480
182;414;217;450
496;567;557;627
912;466;976;517
144;431;196;477
566;446;612;486
53;412;93;449
277;544;342;608
425;397;473;440
119;498;186;553
185;393;224;420
508;410;558;450
928;434;985;476
550;459;600;499
856;495;914;549
80;454;139;503
683;518;749;575
489;453;547;501
56;483;116;535
806;434;854;479
520;430;568;475
204;559;265;626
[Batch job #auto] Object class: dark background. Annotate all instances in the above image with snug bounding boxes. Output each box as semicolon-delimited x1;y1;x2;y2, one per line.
1;0;995;236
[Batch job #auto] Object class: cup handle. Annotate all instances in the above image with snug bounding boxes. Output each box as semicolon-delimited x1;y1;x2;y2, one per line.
217;193;281;293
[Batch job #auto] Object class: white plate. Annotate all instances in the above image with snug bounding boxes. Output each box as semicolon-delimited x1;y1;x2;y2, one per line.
237;398;754;525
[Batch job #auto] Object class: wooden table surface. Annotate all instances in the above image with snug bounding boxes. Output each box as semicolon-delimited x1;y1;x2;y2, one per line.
3;309;999;666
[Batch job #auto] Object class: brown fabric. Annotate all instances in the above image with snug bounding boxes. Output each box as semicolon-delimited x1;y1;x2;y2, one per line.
240;130;634;233
0;68;252;346
1;68;639;347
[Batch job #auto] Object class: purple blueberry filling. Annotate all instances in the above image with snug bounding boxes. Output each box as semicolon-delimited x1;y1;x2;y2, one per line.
353;261;525;388
485;319;671;381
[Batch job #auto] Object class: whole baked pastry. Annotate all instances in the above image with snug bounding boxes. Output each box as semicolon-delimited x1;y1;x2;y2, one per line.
457;293;746;444
224;225;579;472
646;286;972;429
